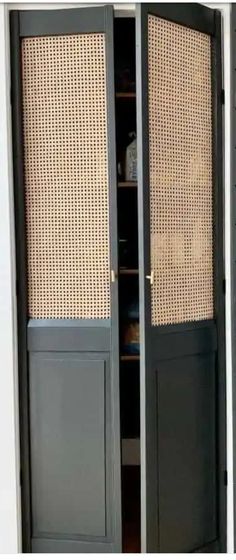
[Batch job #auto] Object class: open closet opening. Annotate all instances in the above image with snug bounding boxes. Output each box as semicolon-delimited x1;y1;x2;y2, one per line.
10;3;226;553
114;15;141;553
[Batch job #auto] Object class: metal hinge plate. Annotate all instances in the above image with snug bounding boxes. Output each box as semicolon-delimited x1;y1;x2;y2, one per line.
222;278;226;295
224;470;228;486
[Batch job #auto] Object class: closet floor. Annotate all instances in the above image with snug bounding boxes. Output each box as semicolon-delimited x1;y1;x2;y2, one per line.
122;466;141;553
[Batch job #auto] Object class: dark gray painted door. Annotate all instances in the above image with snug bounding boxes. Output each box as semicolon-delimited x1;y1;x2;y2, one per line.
10;7;121;553
136;3;226;553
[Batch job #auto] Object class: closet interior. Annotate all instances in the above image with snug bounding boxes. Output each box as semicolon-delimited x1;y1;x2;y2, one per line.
114;16;141;553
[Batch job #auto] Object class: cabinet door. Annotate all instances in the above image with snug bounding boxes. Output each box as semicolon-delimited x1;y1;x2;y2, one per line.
11;7;121;553
136;4;226;552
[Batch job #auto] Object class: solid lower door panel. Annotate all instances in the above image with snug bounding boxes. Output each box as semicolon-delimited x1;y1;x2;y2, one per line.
29;352;113;551
156;352;217;552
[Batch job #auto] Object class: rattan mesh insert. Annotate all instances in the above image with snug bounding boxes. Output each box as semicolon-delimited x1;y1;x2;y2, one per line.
148;16;213;326
22;34;110;319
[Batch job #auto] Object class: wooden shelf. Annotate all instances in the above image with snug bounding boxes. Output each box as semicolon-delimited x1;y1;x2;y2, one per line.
121;355;140;362
118;181;137;188
116;92;136;99
119;268;138;275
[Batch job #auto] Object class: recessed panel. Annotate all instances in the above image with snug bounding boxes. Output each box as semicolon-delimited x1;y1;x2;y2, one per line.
157;353;216;551
29;353;107;537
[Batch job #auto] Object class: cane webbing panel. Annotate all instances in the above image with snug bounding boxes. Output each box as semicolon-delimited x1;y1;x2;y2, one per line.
148;16;213;326
22;34;110;319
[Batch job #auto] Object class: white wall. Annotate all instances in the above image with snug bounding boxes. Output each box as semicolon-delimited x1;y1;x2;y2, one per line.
0;1;233;553
0;3;21;553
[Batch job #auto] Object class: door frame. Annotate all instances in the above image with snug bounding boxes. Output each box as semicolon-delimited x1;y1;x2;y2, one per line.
136;3;226;552
0;1;230;553
231;3;236;551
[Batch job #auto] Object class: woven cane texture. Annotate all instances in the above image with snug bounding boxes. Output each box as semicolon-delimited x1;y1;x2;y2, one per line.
148;15;213;326
22;34;110;319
